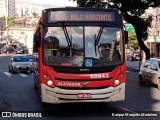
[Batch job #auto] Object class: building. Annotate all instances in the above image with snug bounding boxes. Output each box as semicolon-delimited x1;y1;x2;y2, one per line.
8;0;15;17
144;7;160;57
0;0;15;17
0;0;6;16
15;0;77;18
7;26;35;54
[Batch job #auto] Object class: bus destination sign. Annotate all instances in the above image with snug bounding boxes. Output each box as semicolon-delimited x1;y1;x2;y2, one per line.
48;11;116;23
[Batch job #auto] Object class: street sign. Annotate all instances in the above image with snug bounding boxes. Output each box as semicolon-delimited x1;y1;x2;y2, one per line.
124;24;135;31
155;36;160;42
147;36;155;42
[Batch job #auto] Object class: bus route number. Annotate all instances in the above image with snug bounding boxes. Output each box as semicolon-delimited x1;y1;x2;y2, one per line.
90;73;109;79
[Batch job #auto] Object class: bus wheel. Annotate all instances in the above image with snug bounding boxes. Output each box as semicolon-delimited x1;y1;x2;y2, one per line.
34;76;37;90
139;75;145;86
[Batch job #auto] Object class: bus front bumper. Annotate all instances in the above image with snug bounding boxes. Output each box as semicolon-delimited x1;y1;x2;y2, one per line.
41;83;125;104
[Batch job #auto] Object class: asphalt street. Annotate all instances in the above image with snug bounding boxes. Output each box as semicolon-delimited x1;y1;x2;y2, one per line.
0;55;160;120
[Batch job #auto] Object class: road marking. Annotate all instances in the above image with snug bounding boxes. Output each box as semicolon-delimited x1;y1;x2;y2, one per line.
4;72;12;77
19;73;28;77
118;106;137;114
0;70;9;72
126;71;130;72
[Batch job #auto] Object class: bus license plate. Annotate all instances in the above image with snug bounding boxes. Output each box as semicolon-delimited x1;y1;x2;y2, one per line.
77;93;92;98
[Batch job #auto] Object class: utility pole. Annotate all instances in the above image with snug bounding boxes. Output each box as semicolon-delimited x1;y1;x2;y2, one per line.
5;0;8;45
0;23;2;41
0;18;5;45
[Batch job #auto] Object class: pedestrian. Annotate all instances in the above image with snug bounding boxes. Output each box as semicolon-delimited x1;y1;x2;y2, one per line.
151;48;154;58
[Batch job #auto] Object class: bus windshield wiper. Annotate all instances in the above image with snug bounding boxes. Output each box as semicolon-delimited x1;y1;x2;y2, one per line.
62;26;72;47
94;27;104;55
94;27;104;46
62;25;73;57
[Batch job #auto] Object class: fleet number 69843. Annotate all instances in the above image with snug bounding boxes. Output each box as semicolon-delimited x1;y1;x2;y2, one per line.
90;73;109;79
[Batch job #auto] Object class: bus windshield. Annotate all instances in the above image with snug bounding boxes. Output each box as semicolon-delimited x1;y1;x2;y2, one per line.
43;26;123;67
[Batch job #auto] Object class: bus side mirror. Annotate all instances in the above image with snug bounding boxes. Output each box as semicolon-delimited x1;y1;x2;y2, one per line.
37;31;41;47
124;31;128;44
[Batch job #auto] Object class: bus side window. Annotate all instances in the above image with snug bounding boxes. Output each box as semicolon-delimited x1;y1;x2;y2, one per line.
113;50;121;60
111;41;121;61
33;27;40;53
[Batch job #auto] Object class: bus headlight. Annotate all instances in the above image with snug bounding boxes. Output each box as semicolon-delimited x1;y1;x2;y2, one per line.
114;80;120;84
43;73;55;87
46;80;54;87
113;79;120;87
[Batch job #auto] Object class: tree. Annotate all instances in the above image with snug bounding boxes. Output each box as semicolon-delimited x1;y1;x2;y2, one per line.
77;0;160;59
32;12;39;18
128;31;139;50
0;17;15;27
7;17;15;26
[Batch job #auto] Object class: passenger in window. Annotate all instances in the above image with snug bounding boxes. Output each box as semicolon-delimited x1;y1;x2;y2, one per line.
98;43;111;58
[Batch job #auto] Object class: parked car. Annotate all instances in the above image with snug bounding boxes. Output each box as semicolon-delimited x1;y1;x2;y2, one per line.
0;46;16;54
25;54;33;62
139;58;160;89
15;46;28;54
8;54;33;73
127;51;142;61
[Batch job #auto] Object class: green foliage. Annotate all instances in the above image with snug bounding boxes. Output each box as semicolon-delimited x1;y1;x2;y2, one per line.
32;12;38;18
77;0;86;7
128;31;139;50
7;17;15;26
0;17;15;27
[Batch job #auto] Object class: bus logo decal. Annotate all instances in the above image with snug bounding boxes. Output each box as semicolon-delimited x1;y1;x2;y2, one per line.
85;59;93;67
80;81;89;88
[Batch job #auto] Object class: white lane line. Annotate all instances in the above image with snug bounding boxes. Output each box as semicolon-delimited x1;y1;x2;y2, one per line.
4;72;12;77
118;106;137;114
126;71;130;72
19;73;28;77
0;70;9;72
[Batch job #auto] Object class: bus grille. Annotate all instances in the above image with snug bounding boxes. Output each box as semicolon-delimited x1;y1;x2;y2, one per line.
55;77;113;81
57;86;110;90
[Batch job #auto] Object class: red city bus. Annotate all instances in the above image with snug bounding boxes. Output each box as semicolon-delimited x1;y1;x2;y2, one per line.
33;7;128;104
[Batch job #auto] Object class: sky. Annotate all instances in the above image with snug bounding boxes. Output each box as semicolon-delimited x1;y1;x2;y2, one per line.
15;0;77;16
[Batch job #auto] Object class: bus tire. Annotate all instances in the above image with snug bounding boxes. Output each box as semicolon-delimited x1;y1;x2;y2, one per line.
34;76;37;90
139;75;145;86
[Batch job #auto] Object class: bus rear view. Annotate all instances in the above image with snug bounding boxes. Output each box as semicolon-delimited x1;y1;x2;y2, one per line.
33;7;126;104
